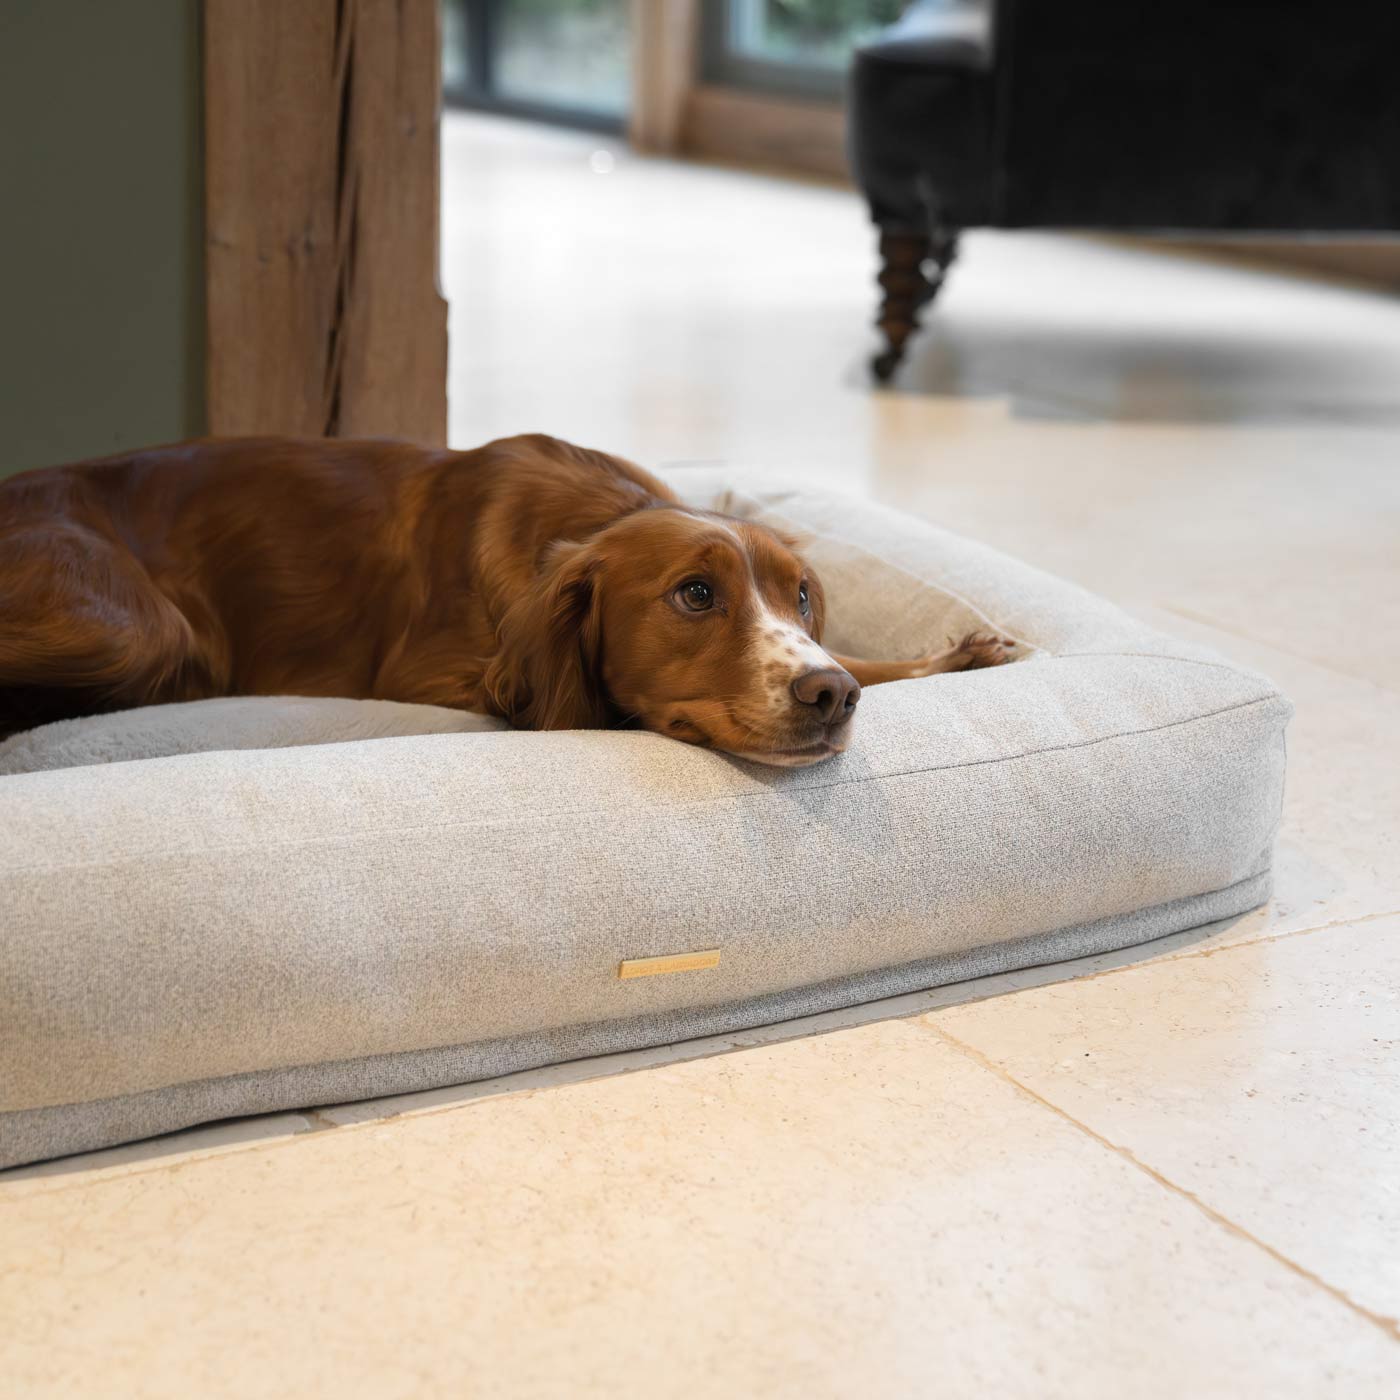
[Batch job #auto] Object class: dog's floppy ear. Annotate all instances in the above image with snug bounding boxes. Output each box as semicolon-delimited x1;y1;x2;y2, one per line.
803;566;828;644
766;523;827;643
485;540;610;730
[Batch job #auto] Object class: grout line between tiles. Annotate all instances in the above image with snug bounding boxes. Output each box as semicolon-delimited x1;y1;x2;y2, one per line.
1170;907;1400;959
918;1018;1400;1346
1009;906;1400;993
1156;604;1400;698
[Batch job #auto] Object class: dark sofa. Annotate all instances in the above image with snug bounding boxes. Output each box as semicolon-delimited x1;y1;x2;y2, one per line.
849;0;1400;377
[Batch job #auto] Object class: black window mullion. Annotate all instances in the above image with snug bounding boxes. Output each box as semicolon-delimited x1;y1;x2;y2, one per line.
470;0;495;95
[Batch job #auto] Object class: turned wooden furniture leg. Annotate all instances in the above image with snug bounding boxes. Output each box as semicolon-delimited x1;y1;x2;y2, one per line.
871;227;959;382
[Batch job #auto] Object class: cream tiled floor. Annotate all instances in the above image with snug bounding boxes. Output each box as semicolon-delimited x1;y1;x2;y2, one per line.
4;115;1399;1395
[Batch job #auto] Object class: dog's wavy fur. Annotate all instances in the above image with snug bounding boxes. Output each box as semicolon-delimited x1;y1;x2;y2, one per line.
0;434;1009;761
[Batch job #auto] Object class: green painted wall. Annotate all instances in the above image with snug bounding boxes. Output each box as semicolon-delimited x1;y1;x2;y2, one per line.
0;1;204;478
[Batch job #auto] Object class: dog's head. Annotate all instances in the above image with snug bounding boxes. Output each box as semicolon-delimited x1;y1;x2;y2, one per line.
485;508;858;766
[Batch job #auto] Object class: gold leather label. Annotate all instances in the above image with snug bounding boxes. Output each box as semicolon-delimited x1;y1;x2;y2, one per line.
618;949;722;979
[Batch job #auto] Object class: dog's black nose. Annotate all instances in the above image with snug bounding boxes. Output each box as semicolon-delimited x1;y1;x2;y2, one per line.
791;668;860;725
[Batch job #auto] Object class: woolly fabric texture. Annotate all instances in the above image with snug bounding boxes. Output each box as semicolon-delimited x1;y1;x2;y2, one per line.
0;476;1290;1169
0;695;506;776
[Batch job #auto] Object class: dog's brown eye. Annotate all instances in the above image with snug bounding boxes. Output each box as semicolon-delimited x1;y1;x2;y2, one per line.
798;583;810;614
677;580;714;612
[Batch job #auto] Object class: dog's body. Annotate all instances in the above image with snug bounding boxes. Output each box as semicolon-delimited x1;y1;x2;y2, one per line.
0;435;1009;763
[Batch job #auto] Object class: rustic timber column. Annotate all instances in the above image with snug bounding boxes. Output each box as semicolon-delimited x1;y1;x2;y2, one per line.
204;0;448;443
629;0;700;155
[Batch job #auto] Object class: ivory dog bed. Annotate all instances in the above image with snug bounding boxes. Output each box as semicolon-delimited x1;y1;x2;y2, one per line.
0;477;1291;1169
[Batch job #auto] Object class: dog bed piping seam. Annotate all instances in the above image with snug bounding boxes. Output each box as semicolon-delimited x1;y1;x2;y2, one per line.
0;692;1289;877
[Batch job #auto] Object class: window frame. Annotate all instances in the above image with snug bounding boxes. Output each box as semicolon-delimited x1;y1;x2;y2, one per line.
441;0;628;134
698;0;851;102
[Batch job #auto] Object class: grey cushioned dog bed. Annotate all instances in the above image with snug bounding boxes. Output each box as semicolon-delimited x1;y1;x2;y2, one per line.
0;477;1291;1169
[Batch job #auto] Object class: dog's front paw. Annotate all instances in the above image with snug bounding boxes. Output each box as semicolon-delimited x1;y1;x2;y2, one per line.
943;630;1016;672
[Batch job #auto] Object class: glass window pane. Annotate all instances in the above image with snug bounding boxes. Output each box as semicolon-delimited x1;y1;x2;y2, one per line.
442;0;472;95
494;0;632;119
728;0;905;70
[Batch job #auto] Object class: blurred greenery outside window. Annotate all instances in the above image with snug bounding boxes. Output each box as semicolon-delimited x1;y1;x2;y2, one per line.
443;0;632;131
441;1;907;127
703;0;907;98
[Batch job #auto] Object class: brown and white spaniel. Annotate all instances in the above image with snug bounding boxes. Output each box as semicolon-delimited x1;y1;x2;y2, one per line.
0;434;1010;764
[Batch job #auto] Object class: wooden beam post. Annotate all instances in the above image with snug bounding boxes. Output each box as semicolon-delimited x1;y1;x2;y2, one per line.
204;0;447;443
629;0;700;155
